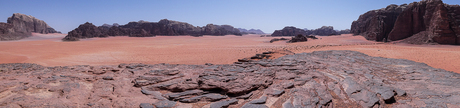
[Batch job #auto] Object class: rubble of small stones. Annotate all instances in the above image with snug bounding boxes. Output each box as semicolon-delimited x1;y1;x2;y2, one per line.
1;50;460;107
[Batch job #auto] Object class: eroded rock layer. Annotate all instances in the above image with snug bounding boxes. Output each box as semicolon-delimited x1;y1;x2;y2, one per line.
1;50;459;107
0;13;59;41
272;26;349;36
62;19;242;41
351;0;460;45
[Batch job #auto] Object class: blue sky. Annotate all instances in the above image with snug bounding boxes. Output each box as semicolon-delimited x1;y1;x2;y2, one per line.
1;0;459;34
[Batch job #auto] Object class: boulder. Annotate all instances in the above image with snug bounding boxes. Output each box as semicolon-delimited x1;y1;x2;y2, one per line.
287;34;308;43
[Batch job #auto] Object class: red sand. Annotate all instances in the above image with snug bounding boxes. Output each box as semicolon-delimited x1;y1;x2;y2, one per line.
0;34;459;73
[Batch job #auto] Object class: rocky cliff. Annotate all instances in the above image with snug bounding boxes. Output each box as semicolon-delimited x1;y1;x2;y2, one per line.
351;0;460;45
0;13;59;41
1;50;459;107
63;19;242;41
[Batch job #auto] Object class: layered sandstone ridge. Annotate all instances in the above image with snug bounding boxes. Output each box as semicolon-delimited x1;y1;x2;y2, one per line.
271;26;350;36
1;50;459;107
351;0;460;45
0;13;59;41
63;19;242;41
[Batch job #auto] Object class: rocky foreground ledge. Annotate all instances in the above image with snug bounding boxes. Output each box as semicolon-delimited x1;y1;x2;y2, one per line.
1;50;460;108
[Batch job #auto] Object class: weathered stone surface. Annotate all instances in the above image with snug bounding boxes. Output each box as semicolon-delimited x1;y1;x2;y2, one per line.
139;103;154;108
241;103;269;108
153;100;176;108
178;93;228;103
1;13;59;41
249;96;267;104
210;98;238;108
1;50;460;107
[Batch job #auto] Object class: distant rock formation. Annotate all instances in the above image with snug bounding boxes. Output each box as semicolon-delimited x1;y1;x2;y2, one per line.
63;19;242;41
271;26;307;36
238;28;265;34
337;29;351;35
351;0;460;45
0;13;59;41
306;26;338;36
272;26;349;36
62;22;109;41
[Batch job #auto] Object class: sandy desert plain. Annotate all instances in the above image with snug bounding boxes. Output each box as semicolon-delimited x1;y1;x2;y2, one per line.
1;33;459;73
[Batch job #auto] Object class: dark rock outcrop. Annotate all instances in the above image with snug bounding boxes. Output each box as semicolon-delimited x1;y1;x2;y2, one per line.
307;26;338;36
63;19;242;41
269;38;289;43
337;29;351;35
351;4;407;41
271;26;307;36
7;13;59;34
202;24;242;36
272;26;349;36
1;50;460;107
238;28;266;34
63;22;108;41
287;34;309;43
352;0;460;45
0;13;59;41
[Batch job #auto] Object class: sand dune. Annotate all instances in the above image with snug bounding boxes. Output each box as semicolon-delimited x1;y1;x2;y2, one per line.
0;34;459;73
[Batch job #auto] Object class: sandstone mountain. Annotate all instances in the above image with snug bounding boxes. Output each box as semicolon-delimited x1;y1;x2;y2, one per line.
272;26;350;36
271;26;307;36
351;0;460;45
238;28;266;34
63;19;242;41
0;13;59;41
1;50;459;107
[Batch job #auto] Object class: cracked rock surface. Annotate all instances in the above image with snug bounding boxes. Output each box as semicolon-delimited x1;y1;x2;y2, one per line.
1;50;460;108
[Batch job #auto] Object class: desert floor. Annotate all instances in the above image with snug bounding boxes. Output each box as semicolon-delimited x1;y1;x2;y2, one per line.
0;33;459;73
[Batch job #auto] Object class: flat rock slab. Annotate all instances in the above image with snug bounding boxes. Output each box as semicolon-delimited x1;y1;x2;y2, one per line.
153;100;176;108
1;50;460;108
210;98;238;108
249;96;267;104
